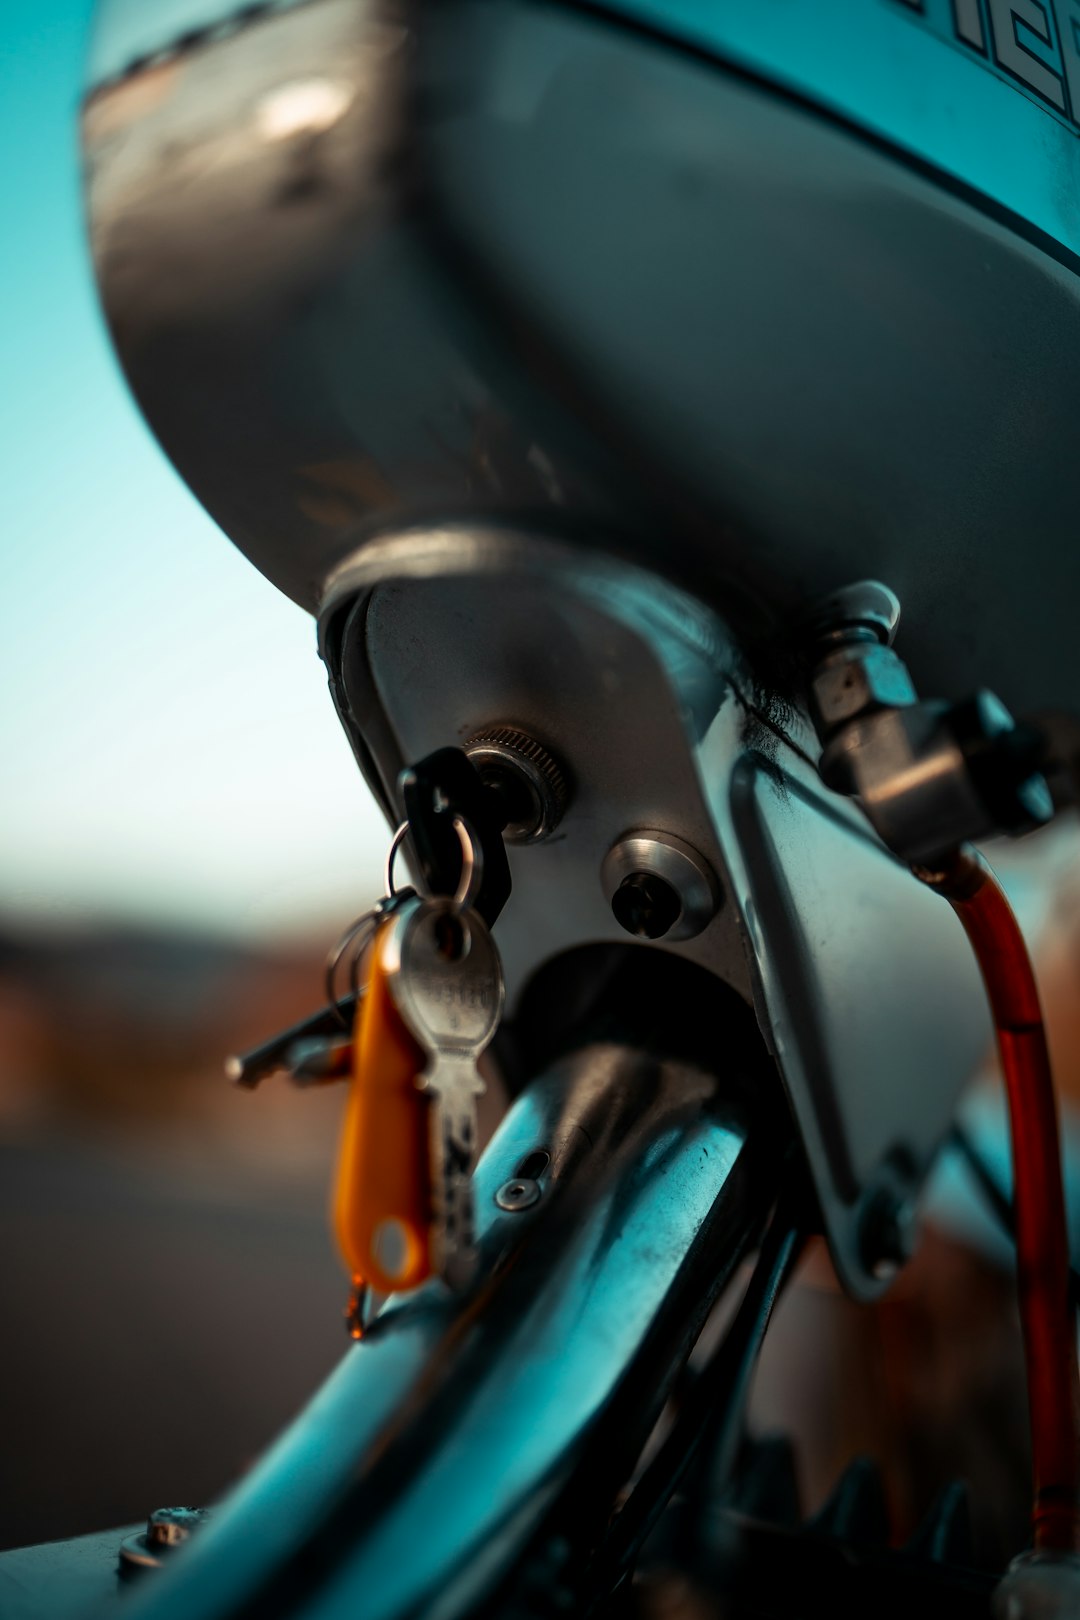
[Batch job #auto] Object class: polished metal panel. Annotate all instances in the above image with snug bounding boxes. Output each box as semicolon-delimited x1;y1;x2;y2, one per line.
333;530;750;1006
322;525;990;1297
83;0;627;623
87;0;309;83
117;1041;762;1620
723;758;985;1196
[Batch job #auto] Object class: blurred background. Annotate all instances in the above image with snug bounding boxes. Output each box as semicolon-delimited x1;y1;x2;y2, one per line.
5;0;1080;1580
0;0;392;1552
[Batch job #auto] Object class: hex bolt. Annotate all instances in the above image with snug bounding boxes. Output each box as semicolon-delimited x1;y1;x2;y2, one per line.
146;1507;209;1548
811;642;918;732
119;1507;211;1575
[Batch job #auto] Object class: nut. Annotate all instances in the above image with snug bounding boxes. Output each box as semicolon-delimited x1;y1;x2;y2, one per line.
812;642;917;733
464;726;569;843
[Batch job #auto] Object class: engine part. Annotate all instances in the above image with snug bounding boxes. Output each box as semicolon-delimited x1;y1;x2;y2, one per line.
806;582;1053;865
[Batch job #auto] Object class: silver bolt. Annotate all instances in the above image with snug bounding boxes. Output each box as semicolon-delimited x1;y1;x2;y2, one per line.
495;1177;542;1211
120;1507;211;1575
147;1507;209;1548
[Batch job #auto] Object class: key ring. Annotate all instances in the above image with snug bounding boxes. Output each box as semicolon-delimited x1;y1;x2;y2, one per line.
324;909;378;1028
327;816;485;1030
386;815;483;911
383;821;412;900
448;815;483;911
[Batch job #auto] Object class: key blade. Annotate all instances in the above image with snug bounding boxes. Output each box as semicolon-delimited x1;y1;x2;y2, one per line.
379;894;503;1291
427;1076;479;1284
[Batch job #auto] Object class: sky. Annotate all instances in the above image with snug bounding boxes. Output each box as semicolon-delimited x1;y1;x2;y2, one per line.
0;0;389;941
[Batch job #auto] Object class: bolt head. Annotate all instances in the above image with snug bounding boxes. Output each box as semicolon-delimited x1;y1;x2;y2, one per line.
812;642;918;732
147;1507;209;1548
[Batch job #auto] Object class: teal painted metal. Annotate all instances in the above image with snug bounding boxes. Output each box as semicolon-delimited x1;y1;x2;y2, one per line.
581;0;1080;262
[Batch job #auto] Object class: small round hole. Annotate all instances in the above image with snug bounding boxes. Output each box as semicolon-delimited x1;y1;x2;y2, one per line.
434;913;466;962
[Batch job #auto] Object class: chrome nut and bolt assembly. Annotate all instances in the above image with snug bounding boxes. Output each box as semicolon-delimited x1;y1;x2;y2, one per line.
119;1506;212;1574
465;726;569;844
805;580;1052;865
602;831;720;943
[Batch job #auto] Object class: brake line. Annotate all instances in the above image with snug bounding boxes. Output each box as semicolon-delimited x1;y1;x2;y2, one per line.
917;848;1080;1552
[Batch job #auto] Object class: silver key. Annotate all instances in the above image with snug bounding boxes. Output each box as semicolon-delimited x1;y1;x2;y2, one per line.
383;893;504;1282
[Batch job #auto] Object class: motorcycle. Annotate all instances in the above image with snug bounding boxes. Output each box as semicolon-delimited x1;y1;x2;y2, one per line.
7;1;1080;1614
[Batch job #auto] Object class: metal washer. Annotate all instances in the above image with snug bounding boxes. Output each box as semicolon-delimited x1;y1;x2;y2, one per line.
601;830;720;942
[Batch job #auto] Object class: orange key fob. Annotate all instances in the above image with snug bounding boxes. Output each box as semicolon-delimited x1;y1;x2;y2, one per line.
332;915;434;1294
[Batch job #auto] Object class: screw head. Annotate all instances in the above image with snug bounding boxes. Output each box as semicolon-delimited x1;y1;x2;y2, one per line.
611;871;682;940
811;642;918;732
120;1507;211;1575
495;1177;542;1211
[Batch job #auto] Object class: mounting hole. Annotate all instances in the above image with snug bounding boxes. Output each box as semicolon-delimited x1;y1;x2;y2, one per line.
516;1150;550;1180
435;912;467;962
372;1218;411;1279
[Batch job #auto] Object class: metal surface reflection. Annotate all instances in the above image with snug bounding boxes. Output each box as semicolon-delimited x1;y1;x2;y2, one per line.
120;1035;767;1620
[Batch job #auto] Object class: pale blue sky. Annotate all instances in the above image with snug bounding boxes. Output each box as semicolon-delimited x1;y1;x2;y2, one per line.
0;0;388;940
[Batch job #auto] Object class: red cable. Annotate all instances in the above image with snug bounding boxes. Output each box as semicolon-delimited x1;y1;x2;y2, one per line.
920;848;1080;1551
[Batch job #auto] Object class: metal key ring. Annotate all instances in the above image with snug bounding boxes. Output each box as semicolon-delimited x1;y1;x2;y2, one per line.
324;910;378;1026
384;821;412;899
385;816;484;911
449;815;483;911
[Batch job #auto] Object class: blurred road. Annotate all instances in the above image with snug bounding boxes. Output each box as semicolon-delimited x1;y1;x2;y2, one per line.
0;1133;344;1551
